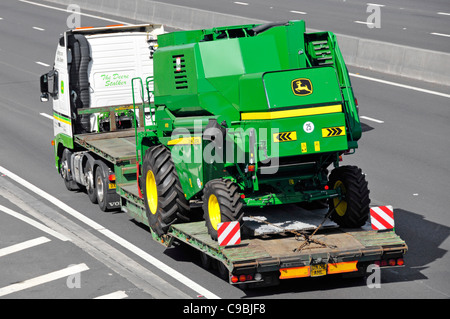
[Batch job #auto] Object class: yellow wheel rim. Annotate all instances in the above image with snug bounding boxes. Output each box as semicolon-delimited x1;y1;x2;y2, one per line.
333;180;347;217
146;170;158;215
208;194;221;230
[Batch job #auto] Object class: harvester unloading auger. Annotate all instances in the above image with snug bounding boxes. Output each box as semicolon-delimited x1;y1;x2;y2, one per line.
136;20;370;240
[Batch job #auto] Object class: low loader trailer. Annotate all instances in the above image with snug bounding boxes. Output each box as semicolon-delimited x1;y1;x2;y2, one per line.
40;21;407;288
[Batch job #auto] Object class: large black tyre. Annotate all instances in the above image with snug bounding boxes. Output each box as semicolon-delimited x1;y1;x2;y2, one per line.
328;165;370;228
142;144;190;236
202;179;244;240
95;161;120;212
84;160;97;204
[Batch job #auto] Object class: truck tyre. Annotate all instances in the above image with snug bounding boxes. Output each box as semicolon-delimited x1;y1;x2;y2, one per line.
84;160;97;204
142;145;190;236
202;179;244;241
60;149;80;191
328;165;370;228
95;161;120;212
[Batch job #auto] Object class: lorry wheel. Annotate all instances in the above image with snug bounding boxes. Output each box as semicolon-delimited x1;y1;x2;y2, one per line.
84;160;97;204
60;149;80;191
95;162;120;212
142;145;190;236
202;179;244;240
328;165;370;228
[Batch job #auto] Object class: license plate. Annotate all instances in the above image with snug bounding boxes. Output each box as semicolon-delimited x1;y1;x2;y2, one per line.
108;183;116;189
311;264;326;277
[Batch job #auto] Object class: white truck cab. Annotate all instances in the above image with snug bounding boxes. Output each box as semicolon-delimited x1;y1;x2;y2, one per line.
40;24;164;137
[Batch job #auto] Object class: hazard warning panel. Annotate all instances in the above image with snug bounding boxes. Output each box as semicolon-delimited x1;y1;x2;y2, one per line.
370;206;395;230
218;221;241;246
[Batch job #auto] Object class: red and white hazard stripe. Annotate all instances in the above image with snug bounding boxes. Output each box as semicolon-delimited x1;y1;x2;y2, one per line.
218;221;241;246
370;205;395;230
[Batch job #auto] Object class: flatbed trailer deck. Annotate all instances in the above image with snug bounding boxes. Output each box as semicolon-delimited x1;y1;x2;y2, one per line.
73;124;407;288
73;128;407;287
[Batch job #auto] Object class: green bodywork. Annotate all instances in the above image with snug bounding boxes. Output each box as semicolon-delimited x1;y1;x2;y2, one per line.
136;20;362;206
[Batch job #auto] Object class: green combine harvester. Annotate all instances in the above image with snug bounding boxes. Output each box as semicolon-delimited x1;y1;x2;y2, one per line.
41;21;405;288
138;20;369;239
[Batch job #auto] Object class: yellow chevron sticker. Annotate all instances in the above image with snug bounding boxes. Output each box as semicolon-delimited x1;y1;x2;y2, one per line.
273;131;297;142
322;126;346;138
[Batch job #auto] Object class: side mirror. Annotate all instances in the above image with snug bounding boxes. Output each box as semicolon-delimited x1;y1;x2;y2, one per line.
40;73;49;94
40;92;49;102
40;73;49;103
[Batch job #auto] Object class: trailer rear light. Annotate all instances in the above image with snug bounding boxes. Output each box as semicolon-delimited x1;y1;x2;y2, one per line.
239;275;247;282
108;174;116;182
231;276;239;283
324;185;329;190
388;259;396;266
380;260;388;267
254;273;262;281
240;194;245;199
396;258;404;266
248;165;255;172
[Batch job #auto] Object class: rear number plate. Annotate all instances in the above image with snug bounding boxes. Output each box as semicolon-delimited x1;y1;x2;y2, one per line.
311;264;326;277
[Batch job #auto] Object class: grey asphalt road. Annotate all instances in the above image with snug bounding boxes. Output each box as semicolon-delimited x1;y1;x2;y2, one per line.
156;0;450;53
0;0;449;301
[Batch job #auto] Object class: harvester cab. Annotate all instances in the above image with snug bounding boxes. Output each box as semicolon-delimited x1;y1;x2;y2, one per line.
136;20;370;240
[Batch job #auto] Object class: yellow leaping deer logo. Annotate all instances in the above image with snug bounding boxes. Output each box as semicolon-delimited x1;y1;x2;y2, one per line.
291;78;313;96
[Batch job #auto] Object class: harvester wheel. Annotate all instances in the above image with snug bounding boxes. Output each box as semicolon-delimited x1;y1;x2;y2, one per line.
142;145;190;236
202;179;244;240
328;165;370;228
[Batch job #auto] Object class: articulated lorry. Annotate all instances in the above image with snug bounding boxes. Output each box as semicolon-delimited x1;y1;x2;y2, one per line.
40;21;407;288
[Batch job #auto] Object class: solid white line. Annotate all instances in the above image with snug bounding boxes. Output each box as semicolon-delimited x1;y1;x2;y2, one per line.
19;0;129;25
360;116;384;124
40;113;53;120
0;263;89;297
0;166;220;299
0;237;51;258
0;204;70;241
290;10;307;15
431;32;450;38
94;290;128;299
349;73;450;99
354;21;375;25
32;26;45;31
35;61;50;67
437;12;450;16
233;2;249;5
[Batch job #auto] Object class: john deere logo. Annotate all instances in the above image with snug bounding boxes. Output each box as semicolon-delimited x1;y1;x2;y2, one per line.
292;78;313;96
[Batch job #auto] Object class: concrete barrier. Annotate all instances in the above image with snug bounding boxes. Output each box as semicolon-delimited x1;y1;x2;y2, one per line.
44;0;450;85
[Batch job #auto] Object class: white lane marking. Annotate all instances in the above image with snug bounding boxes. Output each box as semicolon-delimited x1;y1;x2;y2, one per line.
0;204;70;241
0;263;89;297
437;12;450;16
19;0;129;25
0;166;220;299
354;21;375;26
32;26;45;31
431;32;450;38
0;18;3;20
0;237;51;258
360;116;384;124
40;113;53;120
94;290;128;299
349;73;450;99
35;61;50;67
233;2;249;5
290;10;307;15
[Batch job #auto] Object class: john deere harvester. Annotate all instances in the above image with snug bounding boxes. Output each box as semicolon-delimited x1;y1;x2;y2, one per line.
138;20;370;240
